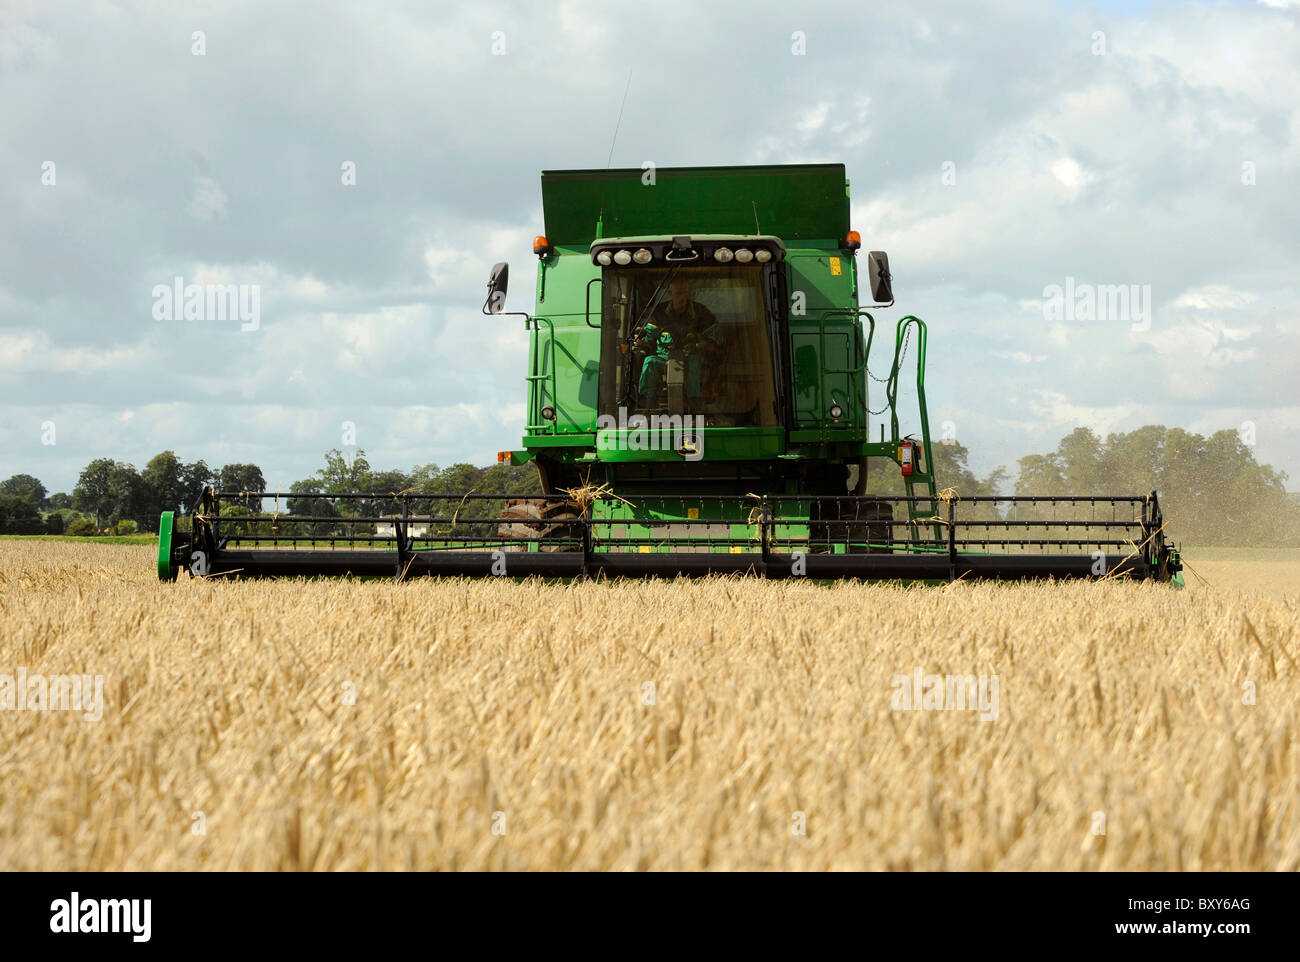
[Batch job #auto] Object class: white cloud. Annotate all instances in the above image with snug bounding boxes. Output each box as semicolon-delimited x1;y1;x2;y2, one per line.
1029;391;1141;436
796;102;831;136
1050;157;1091;195
558;0;606;46
187;175;228;222
1173;285;1259;310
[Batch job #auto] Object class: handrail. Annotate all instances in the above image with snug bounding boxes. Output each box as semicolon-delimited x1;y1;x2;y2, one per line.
812;307;874;430
525;316;559;434
886;316;932;471
584;278;602;329
885;315;939;542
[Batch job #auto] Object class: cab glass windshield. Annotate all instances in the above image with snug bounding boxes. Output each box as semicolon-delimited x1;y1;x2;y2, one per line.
598;266;778;427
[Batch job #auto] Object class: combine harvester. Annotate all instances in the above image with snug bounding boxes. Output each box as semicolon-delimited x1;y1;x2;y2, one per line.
157;164;1182;584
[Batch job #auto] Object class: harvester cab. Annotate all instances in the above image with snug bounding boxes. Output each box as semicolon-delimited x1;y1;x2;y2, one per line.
156;163;1182;584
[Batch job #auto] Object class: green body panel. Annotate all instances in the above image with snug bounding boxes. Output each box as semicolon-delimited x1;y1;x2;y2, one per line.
540;165;849;246
595;427;785;462
589;496;844;553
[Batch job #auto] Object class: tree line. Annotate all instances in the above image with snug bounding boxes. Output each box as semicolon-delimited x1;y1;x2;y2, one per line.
0;451;536;537
3;424;1297;545
0;456;267;535
870;425;1299;547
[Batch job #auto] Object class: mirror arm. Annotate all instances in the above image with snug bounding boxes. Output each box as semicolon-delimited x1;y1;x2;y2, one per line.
482;292;530;320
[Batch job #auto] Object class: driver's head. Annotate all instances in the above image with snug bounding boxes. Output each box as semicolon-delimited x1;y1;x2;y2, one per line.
669;277;692;311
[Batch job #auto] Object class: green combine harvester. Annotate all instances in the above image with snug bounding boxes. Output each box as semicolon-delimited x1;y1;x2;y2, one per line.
157;164;1182;583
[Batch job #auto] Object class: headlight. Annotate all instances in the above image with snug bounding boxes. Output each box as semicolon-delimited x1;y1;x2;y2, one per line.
829;404;843;420
734;248;754;263
596;251;612;266
713;247;733;263
632;248;652;264
754;248;772;263
613;250;632;265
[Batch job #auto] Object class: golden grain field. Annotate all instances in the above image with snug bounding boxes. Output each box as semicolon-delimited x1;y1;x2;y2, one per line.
1;540;1297;871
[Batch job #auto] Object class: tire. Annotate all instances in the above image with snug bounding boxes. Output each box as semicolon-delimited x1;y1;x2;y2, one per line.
497;498;583;552
809;498;894;554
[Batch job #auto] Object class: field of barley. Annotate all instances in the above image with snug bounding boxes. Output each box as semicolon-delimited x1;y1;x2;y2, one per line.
0;539;1297;871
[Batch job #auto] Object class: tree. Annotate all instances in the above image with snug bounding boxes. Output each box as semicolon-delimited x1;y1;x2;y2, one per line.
179;460;214;511
927;440;1006;497
46;492;72;510
73;459;149;530
107;462;147;528
73;458;117;529
399;461;538;538
0;474;47;507
67;518;98;537
432;463;482;496
218;463;266;511
1056;427;1105;495
365;468;412;495
0;494;43;533
218;463;266;494
142;451;184;516
316;449;370;494
287;478;336;537
1015;424;1300;546
359;468;413;518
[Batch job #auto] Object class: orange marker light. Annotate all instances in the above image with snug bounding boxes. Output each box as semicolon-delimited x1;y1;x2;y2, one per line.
533;235;552;255
845;230;861;251
497;451;511;463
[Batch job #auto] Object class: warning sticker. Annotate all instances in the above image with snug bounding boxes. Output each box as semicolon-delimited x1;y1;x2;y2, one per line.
829;257;841;276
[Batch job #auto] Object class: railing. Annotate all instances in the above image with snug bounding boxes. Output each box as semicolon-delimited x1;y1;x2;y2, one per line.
816;307;874;430
181;489;1177;582
886;315;933;470
524;316;559;434
197;489;1161;553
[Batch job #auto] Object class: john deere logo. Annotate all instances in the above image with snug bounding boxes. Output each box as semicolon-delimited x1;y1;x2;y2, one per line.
677;435;700;458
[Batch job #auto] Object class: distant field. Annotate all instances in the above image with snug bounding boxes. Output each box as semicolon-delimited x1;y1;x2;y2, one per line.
0;540;1296;870
1179;546;1300;599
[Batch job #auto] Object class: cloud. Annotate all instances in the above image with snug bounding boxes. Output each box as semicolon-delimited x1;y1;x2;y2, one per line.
1173;285;1259;310
186;175;228;222
3;0;1300;495
1049;157;1091;195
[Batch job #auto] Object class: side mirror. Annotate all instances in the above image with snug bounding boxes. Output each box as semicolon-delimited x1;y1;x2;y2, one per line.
485;262;509;314
866;251;893;305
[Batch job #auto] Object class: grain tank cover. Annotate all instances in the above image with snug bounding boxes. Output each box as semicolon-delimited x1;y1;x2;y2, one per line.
540;164;849;248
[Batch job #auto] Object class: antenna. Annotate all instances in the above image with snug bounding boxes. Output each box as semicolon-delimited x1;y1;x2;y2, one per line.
606;69;633;168
752;201;761;235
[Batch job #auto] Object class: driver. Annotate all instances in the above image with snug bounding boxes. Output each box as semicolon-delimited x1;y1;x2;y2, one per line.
654;277;722;404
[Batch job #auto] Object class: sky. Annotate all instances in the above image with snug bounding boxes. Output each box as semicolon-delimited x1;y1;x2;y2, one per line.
2;0;1298;495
